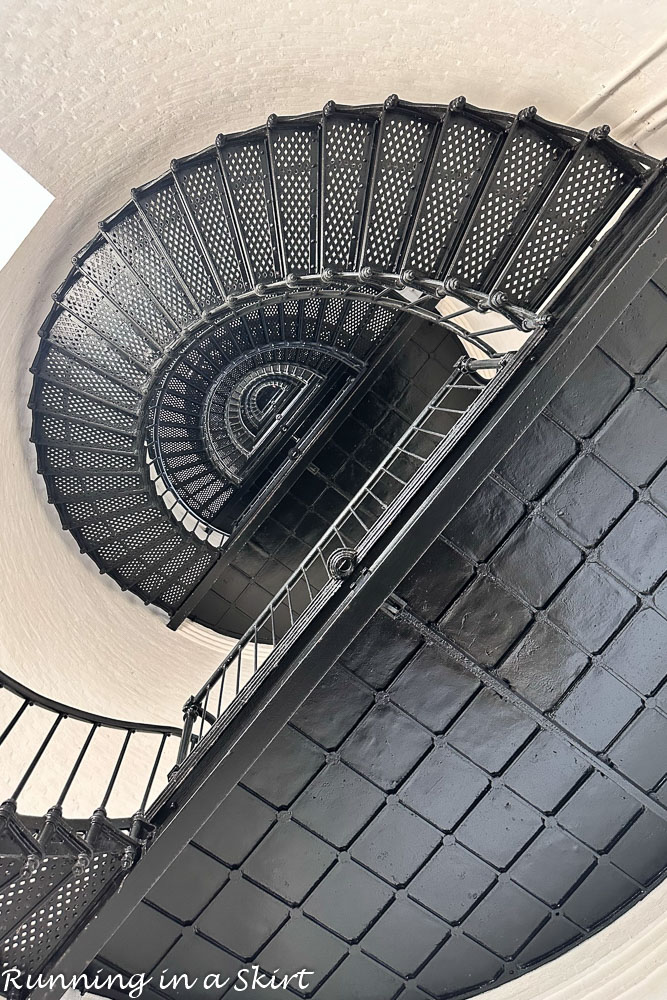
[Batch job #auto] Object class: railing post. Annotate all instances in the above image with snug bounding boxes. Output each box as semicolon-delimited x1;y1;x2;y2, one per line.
173;696;199;771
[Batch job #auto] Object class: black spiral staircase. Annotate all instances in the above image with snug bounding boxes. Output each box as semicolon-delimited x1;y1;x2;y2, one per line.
29;97;655;623
2;97;666;998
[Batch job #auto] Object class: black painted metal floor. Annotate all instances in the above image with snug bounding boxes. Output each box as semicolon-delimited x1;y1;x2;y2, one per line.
89;266;667;999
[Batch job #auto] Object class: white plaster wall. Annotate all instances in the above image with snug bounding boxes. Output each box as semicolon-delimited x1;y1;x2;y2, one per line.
0;0;667;722
1;0;667;992
1;0;666;721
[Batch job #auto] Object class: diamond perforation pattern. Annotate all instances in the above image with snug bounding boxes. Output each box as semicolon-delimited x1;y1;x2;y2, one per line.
499;145;627;302
271;127;317;274
106;210;195;327
139;183;217;308
32;382;136;433
62;276;160;368
42;446;137;473
408;118;497;273
135;541;204;601
40;345;141;410
364;113;433;268
158;550;215;610
323;117;373;268
1;852;124;975
222;141;277;281
179;158;245;294
48;313;148;390
50;473;143;500
37;413;132;452
452;127;561;286
80;242;176;348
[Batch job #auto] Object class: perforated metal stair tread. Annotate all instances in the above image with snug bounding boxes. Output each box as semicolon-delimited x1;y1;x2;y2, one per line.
29;97;656;618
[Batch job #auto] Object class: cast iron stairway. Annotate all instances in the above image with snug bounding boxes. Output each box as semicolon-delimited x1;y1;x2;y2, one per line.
29;97;657;622
0;670;180;990
9;96;666;997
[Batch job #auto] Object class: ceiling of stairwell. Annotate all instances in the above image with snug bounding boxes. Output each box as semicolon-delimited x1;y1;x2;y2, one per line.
0;1;666;994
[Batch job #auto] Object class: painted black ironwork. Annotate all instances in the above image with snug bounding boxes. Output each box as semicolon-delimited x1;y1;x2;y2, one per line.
0;670;180;985
173;356;506;766
18;97;667;998
29;98;657;624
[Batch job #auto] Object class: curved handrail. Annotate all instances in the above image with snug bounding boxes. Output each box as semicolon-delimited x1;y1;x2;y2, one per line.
0;669;181;735
30;97;659;618
0;669;181;828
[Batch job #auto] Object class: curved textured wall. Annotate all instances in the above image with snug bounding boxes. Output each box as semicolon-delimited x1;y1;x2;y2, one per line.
1;1;666;995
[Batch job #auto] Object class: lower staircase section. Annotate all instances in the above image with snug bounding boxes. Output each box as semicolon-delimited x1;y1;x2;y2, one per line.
0;803;139;991
0;672;179;996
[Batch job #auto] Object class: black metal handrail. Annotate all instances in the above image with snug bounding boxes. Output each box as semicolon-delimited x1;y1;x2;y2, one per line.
173;349;515;768
29;97;660;620
0;676;182;984
0;669;181;828
0;670;182;735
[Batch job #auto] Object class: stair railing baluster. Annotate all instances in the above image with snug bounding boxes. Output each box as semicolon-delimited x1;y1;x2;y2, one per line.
56;722;98;809
0;698;30;747
216;675;225;719
100;729;133;811
253;626;260;675
176;698;198;767
235;646;243;697
138;732;169;814
198;686;210;741
11;713;64;802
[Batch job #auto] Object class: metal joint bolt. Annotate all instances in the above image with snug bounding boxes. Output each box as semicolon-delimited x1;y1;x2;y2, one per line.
73;853;90;875
182;696;199;721
23;854;40;877
327;548;358;580
588;124;611;143
121;846;136;871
